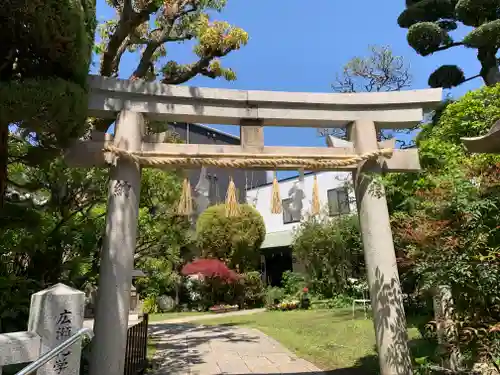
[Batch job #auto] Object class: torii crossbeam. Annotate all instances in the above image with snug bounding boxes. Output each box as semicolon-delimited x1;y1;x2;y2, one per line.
71;75;442;375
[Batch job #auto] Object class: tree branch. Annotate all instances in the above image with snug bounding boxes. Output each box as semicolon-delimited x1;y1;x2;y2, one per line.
131;3;198;79
100;3;160;77
162;48;231;85
462;74;482;84
432;42;465;54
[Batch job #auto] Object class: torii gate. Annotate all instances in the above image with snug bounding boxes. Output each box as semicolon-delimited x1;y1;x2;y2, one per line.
68;75;442;375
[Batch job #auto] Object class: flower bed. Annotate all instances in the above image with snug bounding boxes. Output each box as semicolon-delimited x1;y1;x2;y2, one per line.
268;300;300;311
209;304;239;313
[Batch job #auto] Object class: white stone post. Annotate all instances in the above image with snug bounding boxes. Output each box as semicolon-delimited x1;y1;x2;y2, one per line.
28;283;85;375
90;110;144;375
349;120;413;375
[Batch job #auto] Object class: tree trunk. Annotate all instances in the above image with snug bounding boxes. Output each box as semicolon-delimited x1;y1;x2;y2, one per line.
478;48;500;86
433;285;461;372
175;281;180;306
0;123;8;208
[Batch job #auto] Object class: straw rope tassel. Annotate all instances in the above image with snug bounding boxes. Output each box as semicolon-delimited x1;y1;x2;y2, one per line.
311;175;320;216
177;177;193;216
225;177;239;217
271;172;282;214
298;169;305;219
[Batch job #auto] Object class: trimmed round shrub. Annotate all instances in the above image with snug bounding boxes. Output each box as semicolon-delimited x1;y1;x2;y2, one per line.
196;204;265;272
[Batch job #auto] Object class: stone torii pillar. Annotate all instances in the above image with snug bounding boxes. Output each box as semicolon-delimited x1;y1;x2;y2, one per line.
89;110;144;375
350;120;412;375
328;122;417;375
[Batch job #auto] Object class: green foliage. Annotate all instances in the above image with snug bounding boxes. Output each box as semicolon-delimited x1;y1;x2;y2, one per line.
0;135;189;332
407;22;447;56
0;146;108;332
94;0;247;86
142;296;159;314
428;65;465;88
292;215;364;298
2;0;96;84
133;168;192;303
265;287;286;307
196;204;265;271
0;0;96;205
456;0;500;27
281;271;306;296
0;79;89;150
463;19;500;48
135;257;178;299
238;271;265;308
326;294;354;309
420;83;500;145
387;84;500;367
398;0;457;28
398;0;500;87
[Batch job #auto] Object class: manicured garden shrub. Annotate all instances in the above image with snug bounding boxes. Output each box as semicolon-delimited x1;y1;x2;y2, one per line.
293;215;364;298
238;271;265;308
196;204;265;272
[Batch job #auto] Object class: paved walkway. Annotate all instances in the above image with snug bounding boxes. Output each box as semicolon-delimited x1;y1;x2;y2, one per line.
152;308;266;324
149;322;324;374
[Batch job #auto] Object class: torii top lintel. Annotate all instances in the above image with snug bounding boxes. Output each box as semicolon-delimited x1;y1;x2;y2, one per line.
88;75;443;129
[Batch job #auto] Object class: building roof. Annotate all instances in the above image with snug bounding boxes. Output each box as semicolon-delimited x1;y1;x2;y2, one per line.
247;171;325;191
195;123;240;141
261;230;294;249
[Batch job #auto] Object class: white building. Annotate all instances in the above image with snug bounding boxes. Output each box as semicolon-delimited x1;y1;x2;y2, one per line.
246;169;356;286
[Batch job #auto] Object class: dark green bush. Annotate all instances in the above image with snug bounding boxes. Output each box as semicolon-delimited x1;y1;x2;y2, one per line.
0;0;96;142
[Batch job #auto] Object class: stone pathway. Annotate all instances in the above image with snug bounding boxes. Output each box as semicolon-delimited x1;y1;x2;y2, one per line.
153;308;266;324
149;323;324;374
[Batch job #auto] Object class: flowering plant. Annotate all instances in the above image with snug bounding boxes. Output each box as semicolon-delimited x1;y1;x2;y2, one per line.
347;277;368;297
209;304;239;311
277;300;300;311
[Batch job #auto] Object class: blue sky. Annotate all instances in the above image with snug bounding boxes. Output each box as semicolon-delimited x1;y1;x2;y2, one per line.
95;0;483;176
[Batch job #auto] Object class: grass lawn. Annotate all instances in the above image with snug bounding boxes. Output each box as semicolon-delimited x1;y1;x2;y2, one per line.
148;311;206;322
195;308;434;373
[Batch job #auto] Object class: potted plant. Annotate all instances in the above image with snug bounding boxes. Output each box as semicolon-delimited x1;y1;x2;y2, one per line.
300;287;310;309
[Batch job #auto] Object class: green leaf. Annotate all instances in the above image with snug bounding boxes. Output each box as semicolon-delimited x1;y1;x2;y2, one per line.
463;19;500;48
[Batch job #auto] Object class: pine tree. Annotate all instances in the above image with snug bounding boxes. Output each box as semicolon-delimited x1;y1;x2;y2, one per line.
0;0;97;207
91;0;249;132
398;0;500;88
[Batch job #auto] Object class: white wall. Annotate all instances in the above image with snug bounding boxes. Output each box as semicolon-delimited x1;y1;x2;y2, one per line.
246;171;355;234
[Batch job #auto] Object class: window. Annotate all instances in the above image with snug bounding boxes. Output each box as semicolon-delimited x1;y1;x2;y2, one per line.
327;187;350;216
282;198;301;224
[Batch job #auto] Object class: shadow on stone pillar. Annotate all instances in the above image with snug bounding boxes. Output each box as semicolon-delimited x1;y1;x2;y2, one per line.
349;120;413;375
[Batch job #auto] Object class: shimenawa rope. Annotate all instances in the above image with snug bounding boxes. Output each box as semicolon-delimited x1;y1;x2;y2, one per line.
102;145;393;170
104;145;393;217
